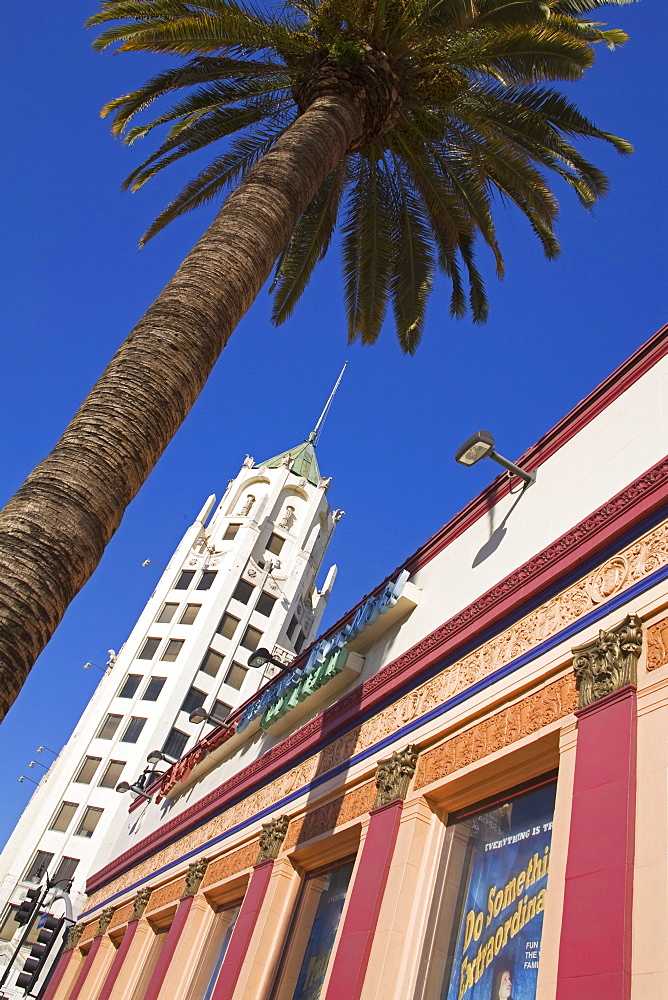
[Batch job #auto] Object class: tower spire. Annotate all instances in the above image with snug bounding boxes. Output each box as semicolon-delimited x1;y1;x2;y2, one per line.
309;361;348;446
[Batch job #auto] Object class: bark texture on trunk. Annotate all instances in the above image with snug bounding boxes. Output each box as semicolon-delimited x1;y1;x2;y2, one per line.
0;94;362;719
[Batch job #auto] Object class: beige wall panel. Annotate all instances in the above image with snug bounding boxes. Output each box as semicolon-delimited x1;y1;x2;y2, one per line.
535;720;577;1000
632;677;668;998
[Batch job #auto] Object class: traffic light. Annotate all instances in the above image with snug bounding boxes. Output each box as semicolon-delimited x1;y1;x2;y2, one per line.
15;914;64;993
15;888;40;927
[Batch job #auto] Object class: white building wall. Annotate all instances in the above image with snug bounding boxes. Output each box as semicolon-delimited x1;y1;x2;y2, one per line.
0;446;340;989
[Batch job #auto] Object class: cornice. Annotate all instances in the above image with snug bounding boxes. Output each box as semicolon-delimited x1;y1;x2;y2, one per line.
87;452;668;895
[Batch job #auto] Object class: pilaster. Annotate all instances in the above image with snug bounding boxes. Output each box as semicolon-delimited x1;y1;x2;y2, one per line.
324;746;419;1000
556;614;641;1000
155;893;214;1000
228;858;301;1000
43;948;84;1000
105;918;155;1000
360;797;436;1000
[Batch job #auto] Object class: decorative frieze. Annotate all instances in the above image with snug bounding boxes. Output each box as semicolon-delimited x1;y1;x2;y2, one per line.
572;614;643;708
373;746;420;808
183;858;209;896
647;615;668;671
415;674;577;790
257;815;290;863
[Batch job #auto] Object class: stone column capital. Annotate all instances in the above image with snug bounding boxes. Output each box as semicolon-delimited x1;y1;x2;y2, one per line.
572;613;642;709
256;815;290;863
373;745;419;809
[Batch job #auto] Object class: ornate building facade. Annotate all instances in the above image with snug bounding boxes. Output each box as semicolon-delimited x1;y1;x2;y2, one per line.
27;326;668;1000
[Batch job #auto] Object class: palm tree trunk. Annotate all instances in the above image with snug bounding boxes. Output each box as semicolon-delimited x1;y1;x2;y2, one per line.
0;93;363;719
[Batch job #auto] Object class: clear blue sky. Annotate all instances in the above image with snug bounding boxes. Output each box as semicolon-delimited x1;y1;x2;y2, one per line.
0;1;665;849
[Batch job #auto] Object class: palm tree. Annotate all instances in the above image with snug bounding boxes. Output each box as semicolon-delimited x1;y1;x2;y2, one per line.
0;0;634;718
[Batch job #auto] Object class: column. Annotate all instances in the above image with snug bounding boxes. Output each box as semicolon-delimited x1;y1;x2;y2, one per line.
96;920;141;1000
211;860;275;1000
143;858;209;1000
324;745;419;1000
43;925;85;1000
556;614;641;1000
65;908;116;1000
360;797;435;1000
156;894;215;1000
224;816;295;1000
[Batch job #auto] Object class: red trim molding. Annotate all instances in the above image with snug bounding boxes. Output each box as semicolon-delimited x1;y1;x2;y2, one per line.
556;685;637;999
87;451;668;896
324;799;404;1000
143;895;194;1000
67;935;103;1000
40;948;75;1000
96;919;140;1000
210;859;274;1000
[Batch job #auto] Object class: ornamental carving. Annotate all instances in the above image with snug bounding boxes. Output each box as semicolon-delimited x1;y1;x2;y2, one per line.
415;674;577;790
183;858;209;896
65;924;84;950
97;907;114;936
572;614;643;708
647;615;668;671
373;745;420;808
131;887;152;920
257;815;290;862
284;781;376;850
201;843;259;889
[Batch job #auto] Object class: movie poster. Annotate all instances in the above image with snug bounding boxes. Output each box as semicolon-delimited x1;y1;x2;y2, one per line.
444;782;556;1000
292;859;355;1000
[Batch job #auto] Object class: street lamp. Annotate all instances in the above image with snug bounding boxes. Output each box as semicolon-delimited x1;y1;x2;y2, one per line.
28;760;49;771
188;707;233;727
17;775;39;786
454;430;536;486
82;661;107;674
36;745;60;757
247;648;291;671
146;750;179;766
115;780;152;801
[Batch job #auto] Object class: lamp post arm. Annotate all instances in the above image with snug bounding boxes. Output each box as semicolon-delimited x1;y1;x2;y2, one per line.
489;452;536;486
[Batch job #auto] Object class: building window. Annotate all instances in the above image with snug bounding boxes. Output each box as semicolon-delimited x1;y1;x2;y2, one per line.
266;533;284;556
241;626;263;652
181;687;206;716
180;603;201;625
98;760;125;789
74;757;102;785
75;807;104;839
49;802;79;834
197;571;218;591
211;700;233;724
223;523;241;541
224;662;248;691
0;906;22;942
118;674;142;698
256;591;277;617
175;570;195;590
163;729;189;760
97;714;122;740
286;616;298;639
217;613;240;640
294;631;306;654
24;852;54;885
232;580;254;605
120;717;147;744
142;676;166;701
138;637;161;660
269;858;356;1000
185;904;241;1000
52;857;79;886
200;649;224;677
156;603;178;624
414;780;557;1000
161;639;185;662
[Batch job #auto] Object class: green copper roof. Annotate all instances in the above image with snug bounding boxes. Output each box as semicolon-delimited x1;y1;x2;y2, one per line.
257;432;321;485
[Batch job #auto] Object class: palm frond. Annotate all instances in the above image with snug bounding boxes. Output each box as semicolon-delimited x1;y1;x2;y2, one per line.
271;161;347;324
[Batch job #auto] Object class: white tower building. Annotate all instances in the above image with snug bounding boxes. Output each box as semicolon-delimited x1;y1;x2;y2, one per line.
0;395;344;986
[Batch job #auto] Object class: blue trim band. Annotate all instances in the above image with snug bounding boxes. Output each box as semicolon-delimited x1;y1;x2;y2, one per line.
79;556;668;918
